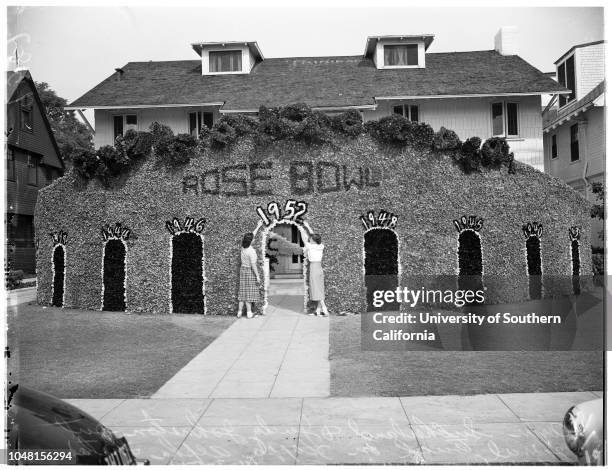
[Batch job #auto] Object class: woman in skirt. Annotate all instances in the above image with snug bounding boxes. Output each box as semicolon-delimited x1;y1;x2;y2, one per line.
304;233;329;316
238;232;260;318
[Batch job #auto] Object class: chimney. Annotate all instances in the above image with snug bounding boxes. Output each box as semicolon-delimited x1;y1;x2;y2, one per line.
494;26;518;56
114;68;124;81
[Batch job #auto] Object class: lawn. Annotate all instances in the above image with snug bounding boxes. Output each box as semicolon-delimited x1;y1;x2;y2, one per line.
330;313;604;397
7;303;235;398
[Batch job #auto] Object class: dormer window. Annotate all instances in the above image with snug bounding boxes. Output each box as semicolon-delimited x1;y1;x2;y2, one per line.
364;35;433;70
192;41;264;76
210;50;242;73
384;45;418;67
557;54;576;108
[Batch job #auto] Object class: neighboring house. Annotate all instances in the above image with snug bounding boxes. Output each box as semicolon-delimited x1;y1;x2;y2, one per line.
67;27;568;172
6;70;64;273
542;40;605;247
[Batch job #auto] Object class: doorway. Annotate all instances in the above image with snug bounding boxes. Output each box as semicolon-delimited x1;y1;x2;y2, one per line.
171;232;205;314
262;221;308;315
51;244;65;307
364;228;399;311
102;239;127;311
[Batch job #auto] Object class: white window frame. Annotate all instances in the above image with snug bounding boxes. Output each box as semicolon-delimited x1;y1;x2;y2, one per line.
383;44;420;68
112;113;139;140
491;101;520;138
393;104;420;122
557;53;577;109
376;40;424;69
188;111;215;137
203;48;248;75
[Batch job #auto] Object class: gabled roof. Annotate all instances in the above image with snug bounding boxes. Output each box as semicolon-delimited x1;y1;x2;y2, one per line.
6;70;64;170
68;50;568;111
554;40;605;65
543;80;605;131
7;70;30;100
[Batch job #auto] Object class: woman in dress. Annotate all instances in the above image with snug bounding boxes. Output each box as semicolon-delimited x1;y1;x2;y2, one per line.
237;232;260;318
303;233;329;316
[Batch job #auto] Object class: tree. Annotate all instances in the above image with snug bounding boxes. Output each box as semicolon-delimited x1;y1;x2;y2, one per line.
35;82;93;163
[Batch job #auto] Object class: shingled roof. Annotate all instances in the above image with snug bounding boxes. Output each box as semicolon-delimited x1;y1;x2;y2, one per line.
68;50;568;110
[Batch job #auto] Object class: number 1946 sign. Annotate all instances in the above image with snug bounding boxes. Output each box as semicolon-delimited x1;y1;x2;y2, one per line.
256;200;308;227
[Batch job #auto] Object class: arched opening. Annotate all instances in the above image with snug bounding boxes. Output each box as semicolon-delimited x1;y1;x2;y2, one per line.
364;228;399;311
456;229;484;294
571;239;581;295
171;233;205;314
457;230;483;275
261;220;309;315
102;239;127;311
51;245;65;307
526;235;543;300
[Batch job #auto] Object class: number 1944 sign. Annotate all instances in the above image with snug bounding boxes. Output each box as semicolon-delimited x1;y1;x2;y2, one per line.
256;200;308;227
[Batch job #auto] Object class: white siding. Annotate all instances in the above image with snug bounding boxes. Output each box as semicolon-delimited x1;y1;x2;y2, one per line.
363;95;544;170
94;97;545;170
543;106;604;187
94;107;221;148
576;43;605;100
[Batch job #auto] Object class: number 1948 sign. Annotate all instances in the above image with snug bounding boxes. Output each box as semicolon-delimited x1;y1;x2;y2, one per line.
256;200;308;227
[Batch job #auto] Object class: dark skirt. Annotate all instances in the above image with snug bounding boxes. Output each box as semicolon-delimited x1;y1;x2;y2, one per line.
239;266;260;302
309;261;325;301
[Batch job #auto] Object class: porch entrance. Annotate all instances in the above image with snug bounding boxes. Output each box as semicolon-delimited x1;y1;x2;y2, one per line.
269;224;304;279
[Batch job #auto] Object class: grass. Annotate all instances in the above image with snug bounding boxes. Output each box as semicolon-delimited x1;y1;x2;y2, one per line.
330;312;604;397
7;303;235;398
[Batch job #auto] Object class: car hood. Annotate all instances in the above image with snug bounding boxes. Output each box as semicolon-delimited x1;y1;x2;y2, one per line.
8;386;117;457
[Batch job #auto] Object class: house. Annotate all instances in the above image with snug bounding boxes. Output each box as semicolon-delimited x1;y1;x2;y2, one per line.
6;70;64;273
542;40;605;247
67;27;568;173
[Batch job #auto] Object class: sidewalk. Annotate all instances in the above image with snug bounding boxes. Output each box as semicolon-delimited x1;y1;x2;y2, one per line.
153;280;329;399
6;284;37;307
67;390;602;465
56;279;602;464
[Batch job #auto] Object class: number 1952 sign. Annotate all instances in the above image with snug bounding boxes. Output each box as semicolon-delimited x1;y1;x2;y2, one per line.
256;200;308;227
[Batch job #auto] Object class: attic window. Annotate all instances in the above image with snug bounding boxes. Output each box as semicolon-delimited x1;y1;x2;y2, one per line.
557;55;576;107
384;45;418;67
20;95;33;131
209;50;242;73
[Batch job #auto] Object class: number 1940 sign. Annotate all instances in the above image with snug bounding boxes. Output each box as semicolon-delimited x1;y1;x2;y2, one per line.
256;200;308;227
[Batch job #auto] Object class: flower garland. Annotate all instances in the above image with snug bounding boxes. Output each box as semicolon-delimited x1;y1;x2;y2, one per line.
165;217;207;314
100;223;131;312
258;219;312;314
523;222;543;299
50;230;67;308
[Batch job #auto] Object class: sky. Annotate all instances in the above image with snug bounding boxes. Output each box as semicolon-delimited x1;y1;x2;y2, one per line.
6;5;605;108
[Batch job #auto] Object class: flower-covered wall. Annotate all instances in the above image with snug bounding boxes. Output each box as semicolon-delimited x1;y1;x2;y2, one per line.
35;136;592;315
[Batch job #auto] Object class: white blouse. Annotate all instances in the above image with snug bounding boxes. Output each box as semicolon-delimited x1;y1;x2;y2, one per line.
240;246;257;268
304;242;324;262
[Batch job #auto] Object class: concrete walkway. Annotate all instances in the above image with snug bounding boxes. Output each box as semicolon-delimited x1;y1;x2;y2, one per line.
153;280;329;399
66;390;603;465
6;285;37;307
